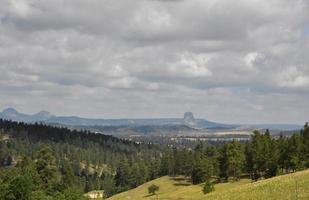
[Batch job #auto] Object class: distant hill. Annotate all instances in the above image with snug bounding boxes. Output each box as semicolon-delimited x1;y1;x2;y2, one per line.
0;108;235;129
0;108;55;122
74;124;198;136
108;170;309;200
245;123;303;131
0;107;303;130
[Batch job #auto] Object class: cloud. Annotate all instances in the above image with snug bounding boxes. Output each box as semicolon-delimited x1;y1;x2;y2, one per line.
276;67;309;88
0;0;308;123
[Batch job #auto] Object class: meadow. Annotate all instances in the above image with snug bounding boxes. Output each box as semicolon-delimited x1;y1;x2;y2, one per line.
107;169;309;200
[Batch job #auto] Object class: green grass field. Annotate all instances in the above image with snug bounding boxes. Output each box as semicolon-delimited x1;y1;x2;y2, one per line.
107;169;309;200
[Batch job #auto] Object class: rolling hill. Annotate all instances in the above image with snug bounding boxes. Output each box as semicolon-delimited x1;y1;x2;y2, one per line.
107;170;309;200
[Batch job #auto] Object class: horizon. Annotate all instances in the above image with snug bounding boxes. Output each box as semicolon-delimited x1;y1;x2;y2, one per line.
1;0;308;124
0;106;305;125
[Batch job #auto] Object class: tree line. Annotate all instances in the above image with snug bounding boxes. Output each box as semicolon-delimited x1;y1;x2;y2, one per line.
157;123;309;186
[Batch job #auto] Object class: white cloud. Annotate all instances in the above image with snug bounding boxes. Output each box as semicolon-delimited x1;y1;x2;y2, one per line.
244;52;259;69
277;67;309;88
168;53;212;78
106;65;128;78
9;0;32;17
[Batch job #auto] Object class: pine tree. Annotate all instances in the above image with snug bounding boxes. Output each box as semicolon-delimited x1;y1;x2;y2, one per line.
160;150;174;176
148;184;159;195
205;146;220;177
250;131;266;179
35;146;59;194
192;156;213;184
226;141;245;180
286;134;303;171
7;174;34;200
114;159;132;190
130;163;140;187
277;135;289;173
301;122;309;167
202;179;214;194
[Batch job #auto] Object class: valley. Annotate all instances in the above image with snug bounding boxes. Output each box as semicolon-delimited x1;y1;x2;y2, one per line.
1;1;307;199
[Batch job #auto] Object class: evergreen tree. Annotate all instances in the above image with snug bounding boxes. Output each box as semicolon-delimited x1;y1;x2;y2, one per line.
160;150;174;176
35;146;59;194
225;141;245;180
192;156;213;184
130;163;140;187
301;122;309;167
114;159;132;190
202;179;214;194
265;135;279;178
6;175;33;200
286;134;303;171
148;184;159;195
250;131;268;179
277;135;289;173
100;175;117;198
60;160;76;189
205;146;220;177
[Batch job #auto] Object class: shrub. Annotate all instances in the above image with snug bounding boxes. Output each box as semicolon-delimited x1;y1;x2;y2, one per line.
148;184;159;195
203;180;214;194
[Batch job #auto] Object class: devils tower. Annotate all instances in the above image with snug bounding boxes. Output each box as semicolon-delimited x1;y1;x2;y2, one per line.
183;112;196;127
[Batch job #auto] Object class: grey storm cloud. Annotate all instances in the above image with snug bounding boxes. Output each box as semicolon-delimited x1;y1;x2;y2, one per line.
0;0;309;123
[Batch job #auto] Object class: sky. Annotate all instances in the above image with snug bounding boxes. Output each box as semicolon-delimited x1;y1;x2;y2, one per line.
0;0;309;124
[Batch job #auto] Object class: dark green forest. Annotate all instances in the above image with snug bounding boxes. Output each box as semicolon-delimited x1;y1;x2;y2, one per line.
0;119;309;199
0;120;162;199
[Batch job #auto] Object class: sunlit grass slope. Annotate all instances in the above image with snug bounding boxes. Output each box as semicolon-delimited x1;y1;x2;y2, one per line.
205;170;309;200
107;169;309;200
107;176;250;200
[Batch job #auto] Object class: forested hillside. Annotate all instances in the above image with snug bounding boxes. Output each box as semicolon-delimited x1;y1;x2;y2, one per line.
0;119;309;200
0;119;162;199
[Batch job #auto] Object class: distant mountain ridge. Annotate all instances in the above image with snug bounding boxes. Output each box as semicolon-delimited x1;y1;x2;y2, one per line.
0;108;303;130
0;108;55;122
0;108;234;129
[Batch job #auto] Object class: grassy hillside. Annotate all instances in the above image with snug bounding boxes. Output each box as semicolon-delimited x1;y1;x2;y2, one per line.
107;176;250;200
107;170;309;200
